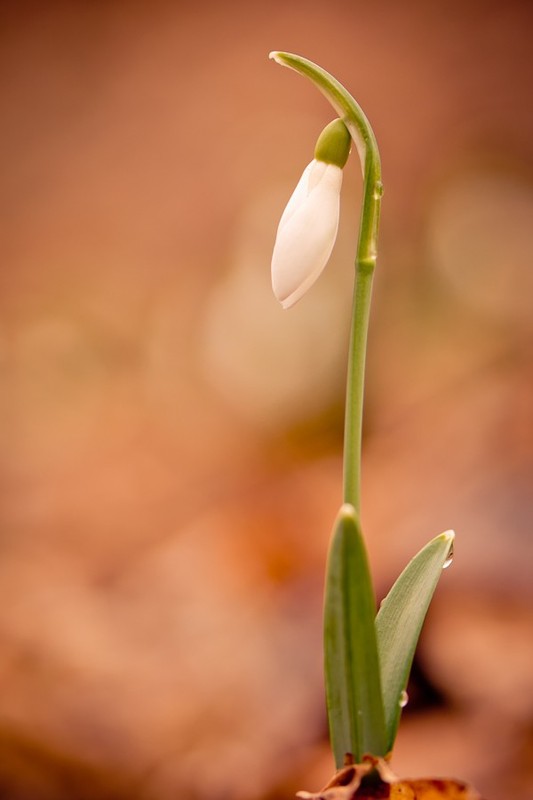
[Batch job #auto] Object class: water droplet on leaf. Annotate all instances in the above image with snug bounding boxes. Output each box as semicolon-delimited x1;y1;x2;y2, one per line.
442;540;454;569
399;690;409;708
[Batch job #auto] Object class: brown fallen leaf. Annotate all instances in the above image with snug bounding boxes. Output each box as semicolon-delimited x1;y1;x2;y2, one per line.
390;779;482;799
297;757;484;800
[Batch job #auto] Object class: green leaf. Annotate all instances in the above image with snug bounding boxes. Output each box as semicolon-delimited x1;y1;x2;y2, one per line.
375;530;455;751
324;504;387;766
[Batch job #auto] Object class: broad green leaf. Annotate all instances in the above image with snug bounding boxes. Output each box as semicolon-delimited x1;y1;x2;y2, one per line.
376;530;455;751
324;504;387;766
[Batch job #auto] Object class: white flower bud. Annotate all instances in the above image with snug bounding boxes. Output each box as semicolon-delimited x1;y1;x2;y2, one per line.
271;158;343;309
271;119;350;309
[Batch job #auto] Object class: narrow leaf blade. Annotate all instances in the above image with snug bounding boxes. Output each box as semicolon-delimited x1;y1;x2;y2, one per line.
376;530;455;751
324;504;387;766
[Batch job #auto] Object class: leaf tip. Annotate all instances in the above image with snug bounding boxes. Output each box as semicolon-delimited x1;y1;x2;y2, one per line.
336;503;360;528
440;530;455;570
439;529;455;549
339;502;357;518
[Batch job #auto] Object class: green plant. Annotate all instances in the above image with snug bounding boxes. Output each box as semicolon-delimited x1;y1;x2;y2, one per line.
269;51;454;769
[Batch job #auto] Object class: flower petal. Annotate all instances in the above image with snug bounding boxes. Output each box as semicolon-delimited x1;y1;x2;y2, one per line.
277;160;315;231
271;161;342;308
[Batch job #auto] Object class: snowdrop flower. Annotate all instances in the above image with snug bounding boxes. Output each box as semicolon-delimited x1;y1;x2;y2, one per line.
271;118;351;309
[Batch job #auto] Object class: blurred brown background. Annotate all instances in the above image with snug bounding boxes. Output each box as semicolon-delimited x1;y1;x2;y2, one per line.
0;1;532;798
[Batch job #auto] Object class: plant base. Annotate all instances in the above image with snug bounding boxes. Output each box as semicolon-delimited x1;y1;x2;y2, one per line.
296;755;484;799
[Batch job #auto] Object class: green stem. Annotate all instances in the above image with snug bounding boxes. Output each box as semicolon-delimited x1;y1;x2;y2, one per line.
343;262;374;510
343;120;381;512
270;52;386;763
269;51;382;512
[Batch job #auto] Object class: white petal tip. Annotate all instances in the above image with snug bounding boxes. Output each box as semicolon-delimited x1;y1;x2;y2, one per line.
273;283;309;310
278;294;298;310
272;289;297;310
